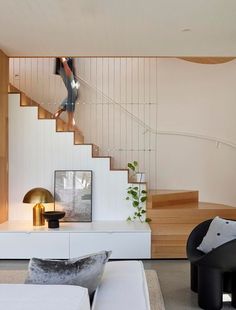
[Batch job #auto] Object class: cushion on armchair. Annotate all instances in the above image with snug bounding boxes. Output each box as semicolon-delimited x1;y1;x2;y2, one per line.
197;217;236;254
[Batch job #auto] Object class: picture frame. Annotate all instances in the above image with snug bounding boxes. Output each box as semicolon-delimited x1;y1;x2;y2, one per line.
54;170;92;222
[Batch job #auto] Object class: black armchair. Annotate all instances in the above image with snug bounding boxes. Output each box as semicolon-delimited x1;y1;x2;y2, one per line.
186;219;236;310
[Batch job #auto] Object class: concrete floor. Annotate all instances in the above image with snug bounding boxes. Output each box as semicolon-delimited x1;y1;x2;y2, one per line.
143;259;233;310
0;259;234;309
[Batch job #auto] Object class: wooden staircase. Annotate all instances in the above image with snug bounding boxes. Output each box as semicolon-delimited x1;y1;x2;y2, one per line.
9;84;86;143
8;84;144;182
147;190;236;258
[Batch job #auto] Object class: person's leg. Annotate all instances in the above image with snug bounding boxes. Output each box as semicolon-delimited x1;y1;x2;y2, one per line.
54;67;70;119
58;65;79;130
53;98;67;118
54;108;64;118
67;111;75;131
66;84;78;130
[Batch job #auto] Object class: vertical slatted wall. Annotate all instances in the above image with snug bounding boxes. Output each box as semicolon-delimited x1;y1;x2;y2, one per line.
9;57;159;189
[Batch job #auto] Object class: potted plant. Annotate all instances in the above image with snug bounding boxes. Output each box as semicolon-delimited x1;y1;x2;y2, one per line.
127;161;145;183
126;161;151;223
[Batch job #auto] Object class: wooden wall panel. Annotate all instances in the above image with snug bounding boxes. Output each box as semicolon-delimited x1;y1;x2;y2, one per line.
179;57;236;64
0;50;8;223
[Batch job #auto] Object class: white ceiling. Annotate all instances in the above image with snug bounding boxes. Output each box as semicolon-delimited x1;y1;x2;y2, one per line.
0;0;236;57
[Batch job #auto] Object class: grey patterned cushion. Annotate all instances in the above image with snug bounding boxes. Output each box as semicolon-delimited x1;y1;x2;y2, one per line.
25;251;111;296
197;217;236;253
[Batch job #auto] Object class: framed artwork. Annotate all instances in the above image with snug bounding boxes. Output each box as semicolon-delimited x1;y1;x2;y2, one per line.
54;170;92;222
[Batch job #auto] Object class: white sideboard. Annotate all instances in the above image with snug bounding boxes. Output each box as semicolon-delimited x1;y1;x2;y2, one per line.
0;221;151;259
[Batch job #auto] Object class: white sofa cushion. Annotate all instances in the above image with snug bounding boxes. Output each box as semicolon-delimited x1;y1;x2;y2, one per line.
0;284;90;310
197;216;236;253
92;261;150;310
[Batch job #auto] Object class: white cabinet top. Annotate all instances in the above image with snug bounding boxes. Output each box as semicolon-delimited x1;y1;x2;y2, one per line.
0;221;151;233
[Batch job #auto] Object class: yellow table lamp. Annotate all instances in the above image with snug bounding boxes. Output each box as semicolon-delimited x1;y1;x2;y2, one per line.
23;187;54;226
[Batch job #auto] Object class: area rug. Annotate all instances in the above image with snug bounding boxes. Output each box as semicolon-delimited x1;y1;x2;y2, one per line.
145;270;165;310
0;269;165;310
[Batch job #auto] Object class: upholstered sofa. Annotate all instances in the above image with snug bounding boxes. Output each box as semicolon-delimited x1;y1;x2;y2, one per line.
0;261;153;310
92;261;151;310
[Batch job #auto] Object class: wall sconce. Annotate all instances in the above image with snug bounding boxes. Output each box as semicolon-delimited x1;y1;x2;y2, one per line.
23;187;54;226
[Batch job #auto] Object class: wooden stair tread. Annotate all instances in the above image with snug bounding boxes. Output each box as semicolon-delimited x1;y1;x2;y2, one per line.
8;84;20;93
148;189;199;208
91;144;99;156
147;201;235;210
149;189;197;195
197;202;235;209
148;204;236;221
38;106;54;119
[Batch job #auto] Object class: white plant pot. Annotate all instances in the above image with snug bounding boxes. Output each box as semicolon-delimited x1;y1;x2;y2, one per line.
134;172;145;183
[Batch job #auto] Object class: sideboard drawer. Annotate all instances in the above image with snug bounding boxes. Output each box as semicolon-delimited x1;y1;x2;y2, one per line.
69;232;150;259
0;232;69;259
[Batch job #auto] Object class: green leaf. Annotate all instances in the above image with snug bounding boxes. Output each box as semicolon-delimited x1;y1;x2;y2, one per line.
141;196;147;202
133;201;139;207
126;197;129;200
130;190;138;196
133;161;138;167
127;216;131;221
141;210;146;213
145;218;152;223
141;190;147;194
128;163;135;171
133;187;139;191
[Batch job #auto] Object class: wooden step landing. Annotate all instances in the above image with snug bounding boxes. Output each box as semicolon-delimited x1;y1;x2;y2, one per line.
147;189;236;258
148;189;198;208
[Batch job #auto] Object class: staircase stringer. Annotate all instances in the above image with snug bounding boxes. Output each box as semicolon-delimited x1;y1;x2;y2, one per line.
8;84;145;186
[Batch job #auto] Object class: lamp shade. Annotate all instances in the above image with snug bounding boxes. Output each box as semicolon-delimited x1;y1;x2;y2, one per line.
23;187;54;204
